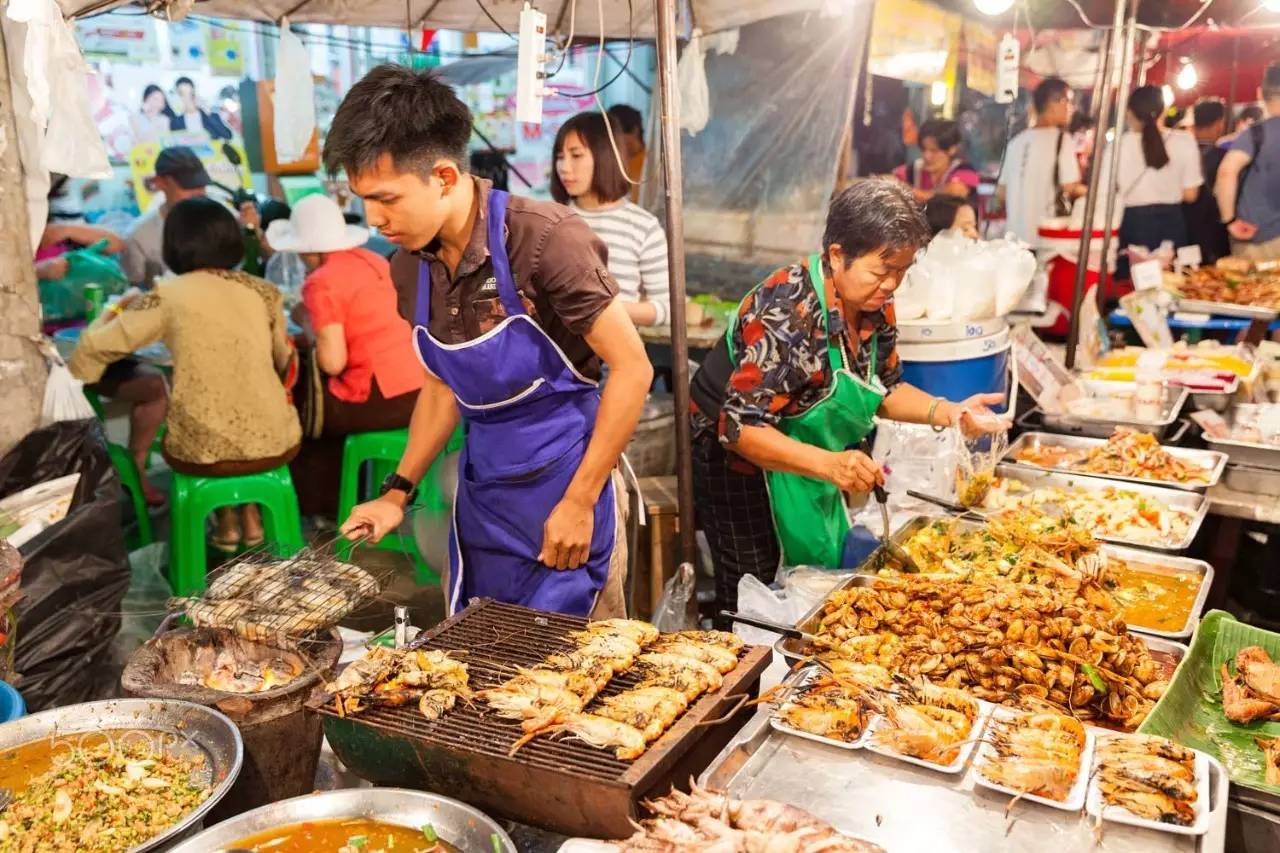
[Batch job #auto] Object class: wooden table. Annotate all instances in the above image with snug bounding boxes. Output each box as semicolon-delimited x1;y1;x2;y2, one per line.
633;475;680;621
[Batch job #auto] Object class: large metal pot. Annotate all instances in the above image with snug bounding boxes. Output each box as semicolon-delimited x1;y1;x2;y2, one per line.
0;698;243;852
165;788;518;852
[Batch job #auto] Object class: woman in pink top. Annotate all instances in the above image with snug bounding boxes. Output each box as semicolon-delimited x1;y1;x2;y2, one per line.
268;194;424;515
892;119;981;205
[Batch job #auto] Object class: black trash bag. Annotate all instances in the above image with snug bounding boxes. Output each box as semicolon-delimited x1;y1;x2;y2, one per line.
1;419;130;711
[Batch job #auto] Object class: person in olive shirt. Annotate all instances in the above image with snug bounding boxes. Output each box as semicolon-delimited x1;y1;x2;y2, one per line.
332;66;652;619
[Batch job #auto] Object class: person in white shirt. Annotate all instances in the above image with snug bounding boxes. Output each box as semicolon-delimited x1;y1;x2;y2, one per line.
997;77;1085;246
551;111;671;327
1109;85;1202;275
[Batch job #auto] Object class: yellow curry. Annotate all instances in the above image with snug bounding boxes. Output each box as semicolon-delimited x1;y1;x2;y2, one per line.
1106;561;1202;633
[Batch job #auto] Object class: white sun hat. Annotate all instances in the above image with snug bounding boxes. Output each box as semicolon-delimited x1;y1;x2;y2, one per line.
265;193;369;254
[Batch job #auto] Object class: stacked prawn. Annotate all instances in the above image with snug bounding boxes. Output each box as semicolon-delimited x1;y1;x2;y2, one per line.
326;646;471;721
977;711;1087;802
763;664;891;744
871;677;981;766
1093;734;1199;826
620;781;884;852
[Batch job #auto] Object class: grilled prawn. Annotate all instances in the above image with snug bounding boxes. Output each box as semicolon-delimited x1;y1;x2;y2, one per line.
647;639;739;674
596;686;689;741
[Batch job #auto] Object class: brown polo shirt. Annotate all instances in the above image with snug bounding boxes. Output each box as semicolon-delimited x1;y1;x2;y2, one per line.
389;177;619;380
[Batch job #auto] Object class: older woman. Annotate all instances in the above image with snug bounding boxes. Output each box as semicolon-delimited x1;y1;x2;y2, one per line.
70;197;301;551
690;179;1009;616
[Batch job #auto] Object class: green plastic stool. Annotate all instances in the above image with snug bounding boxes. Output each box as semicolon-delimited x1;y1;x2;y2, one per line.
106;442;155;549
169;466;305;596
336;425;464;585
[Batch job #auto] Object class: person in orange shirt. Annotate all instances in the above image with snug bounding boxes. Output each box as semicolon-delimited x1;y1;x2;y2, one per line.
607;104;646;202
268;194;425;516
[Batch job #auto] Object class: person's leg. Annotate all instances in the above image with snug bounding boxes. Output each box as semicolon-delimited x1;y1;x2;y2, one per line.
241;504;264;546
692;433;780;628
213;506;241;552
110;366;168;504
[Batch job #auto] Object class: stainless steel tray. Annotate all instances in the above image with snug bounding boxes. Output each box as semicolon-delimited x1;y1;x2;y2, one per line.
1223;463;1280;495
1103;544;1214;640
776;519;1204;657
1175;298;1280;321
1039;380;1188;438
1003;431;1227;491
988;464;1209;552
1203;404;1280;471
700;705;1228;853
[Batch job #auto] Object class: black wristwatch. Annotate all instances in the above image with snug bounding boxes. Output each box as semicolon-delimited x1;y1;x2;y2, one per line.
379;473;419;504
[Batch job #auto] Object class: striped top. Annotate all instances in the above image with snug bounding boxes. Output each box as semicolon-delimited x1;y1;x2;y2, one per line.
573;200;671;325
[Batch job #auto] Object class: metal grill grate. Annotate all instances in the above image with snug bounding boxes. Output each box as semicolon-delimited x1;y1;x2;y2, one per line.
316;599;765;782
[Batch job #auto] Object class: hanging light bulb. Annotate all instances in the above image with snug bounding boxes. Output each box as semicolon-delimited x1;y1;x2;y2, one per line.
973;0;1015;14
930;80;949;107
1176;63;1198;91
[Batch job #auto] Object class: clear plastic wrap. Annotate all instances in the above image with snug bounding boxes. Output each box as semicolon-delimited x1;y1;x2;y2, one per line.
955;427;1009;507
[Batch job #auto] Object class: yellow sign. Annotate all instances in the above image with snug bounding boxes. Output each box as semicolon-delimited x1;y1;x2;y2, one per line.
868;0;961;86
128;135;252;212
207;26;245;76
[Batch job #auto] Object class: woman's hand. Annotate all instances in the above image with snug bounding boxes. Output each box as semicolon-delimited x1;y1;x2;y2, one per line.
825;449;885;494
945;392;1012;438
340;494;406;544
1228;219;1259;241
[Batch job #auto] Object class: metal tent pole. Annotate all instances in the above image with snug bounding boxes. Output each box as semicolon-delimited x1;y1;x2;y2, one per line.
1066;0;1127;369
1094;4;1141;316
652;0;696;566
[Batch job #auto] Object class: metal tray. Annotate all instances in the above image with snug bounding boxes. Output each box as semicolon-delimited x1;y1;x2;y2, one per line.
1223;463;1280;495
1203;404;1280;471
699;706;1228;853
1175;298;1280;321
1038;380;1188;438
1103;544;1214;640
1003;431;1228;491
988;464;1210;552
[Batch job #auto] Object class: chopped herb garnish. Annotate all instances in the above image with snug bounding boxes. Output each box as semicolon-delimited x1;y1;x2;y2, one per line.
422;823;438;843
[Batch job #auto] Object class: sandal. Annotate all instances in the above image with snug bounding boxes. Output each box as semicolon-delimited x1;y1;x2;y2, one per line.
210;532;241;554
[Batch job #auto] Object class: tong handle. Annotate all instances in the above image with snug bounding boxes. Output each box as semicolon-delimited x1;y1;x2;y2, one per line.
855;439;889;504
719;610;806;641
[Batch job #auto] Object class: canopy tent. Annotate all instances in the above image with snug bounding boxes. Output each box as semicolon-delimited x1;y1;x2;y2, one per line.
58;0;832;35
1145;26;1280;107
932;0;1271;29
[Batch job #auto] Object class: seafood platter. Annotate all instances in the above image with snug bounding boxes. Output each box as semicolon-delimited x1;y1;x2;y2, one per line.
1166;261;1280;319
1004;428;1227;491
311;598;771;839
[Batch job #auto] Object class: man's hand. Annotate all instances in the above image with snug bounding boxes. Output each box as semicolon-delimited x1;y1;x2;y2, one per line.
539;494;595;570
340;494;406;544
1228;219;1259;241
36;257;69;280
825;449;884;494
239;201;261;230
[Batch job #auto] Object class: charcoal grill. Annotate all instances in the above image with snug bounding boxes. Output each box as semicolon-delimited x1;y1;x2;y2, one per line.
313;599;771;838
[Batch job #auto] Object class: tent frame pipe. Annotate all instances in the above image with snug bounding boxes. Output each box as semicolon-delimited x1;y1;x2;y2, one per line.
1094;5;1141;316
652;0;697;566
1066;1;1123;368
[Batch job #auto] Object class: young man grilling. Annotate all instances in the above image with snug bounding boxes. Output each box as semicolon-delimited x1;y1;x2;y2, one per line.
332;66;652;618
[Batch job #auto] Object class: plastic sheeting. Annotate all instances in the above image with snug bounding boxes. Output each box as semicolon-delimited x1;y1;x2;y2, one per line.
3;419;129;711
273;22;317;165
644;7;872;267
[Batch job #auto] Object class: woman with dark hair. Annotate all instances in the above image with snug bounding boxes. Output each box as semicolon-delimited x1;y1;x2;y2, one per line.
892;119;980;203
923;194;978;239
132;84;176;143
552;111;670;326
689;178;1010;617
1112;85;1202;270
70;197;301;550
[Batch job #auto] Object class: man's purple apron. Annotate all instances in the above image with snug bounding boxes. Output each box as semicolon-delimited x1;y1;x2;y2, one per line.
411;189;614;617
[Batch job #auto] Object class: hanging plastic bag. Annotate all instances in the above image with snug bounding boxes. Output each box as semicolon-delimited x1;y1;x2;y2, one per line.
651;562;696;632
274;20;317;164
676;29;710;136
39;342;94;426
954;425;1010;508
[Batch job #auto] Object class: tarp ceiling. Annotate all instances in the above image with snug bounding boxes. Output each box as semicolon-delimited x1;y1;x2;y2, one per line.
931;0;1272;29
58;0;833;37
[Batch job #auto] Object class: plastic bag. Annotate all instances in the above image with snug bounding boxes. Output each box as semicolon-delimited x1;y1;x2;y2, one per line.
954;426;1009;508
676;29;710;136
273;21;317;164
651;562;696;632
733;574;812;647
873;421;961;500
3;420;129;711
40;346;95;426
107;542;171;671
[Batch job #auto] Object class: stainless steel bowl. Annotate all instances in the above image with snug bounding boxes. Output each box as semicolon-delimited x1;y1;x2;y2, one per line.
164;788;518;852
0;698;243;852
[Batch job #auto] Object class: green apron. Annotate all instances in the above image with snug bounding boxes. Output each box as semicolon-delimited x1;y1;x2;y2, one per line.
728;254;887;568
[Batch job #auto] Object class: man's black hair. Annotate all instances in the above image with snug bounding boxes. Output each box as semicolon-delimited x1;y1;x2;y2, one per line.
823;178;930;264
1033;78;1071;115
323;64;473;179
550;112;631;205
1236;104;1264;128
174;76;195;89
1192;98;1227;130
607;104;644;137
918;118;962;151
163;197;244;274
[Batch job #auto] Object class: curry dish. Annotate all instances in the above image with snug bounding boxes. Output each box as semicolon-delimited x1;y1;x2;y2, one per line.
234;818;462;853
1104;560;1202;634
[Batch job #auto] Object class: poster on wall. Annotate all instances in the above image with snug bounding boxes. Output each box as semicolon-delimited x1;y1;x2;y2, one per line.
207;25;245;76
75;13;159;63
867;0;960;85
962;20;998;97
169;20;208;68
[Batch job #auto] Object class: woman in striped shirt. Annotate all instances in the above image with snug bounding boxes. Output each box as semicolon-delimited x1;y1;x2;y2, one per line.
552;111;671;326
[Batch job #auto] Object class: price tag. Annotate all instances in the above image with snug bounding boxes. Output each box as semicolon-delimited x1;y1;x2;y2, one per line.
1131;259;1164;291
1175;244;1202;270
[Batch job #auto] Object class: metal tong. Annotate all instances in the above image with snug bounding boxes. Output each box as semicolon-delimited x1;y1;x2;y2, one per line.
856;439;918;572
905;489;988;522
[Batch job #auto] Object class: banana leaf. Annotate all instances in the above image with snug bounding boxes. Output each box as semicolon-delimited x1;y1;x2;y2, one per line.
1139;609;1280;797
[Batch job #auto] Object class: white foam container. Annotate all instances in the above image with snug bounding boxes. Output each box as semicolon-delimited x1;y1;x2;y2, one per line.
969;707;1094;812
1085;733;1211;837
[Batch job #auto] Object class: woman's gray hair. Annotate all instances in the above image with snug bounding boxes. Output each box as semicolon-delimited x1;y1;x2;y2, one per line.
822;178;930;264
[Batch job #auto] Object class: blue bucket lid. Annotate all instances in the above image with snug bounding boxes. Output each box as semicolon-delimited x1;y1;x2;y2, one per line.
0;680;25;722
